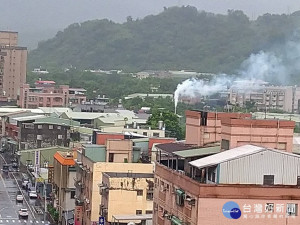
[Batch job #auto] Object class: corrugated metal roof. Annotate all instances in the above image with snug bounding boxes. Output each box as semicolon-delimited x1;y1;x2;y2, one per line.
39;107;72;114
189;145;265;168
174;145;220;158
156;142;196;153
14;114;46;122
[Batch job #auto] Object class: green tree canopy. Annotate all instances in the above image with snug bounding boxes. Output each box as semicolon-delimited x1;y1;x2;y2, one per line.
147;110;184;140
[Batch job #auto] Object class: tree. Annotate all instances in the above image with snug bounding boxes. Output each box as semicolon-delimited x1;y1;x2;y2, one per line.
147;110;184;140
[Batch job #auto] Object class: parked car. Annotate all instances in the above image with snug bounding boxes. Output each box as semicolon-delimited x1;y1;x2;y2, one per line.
18;208;28;218
16;192;24;202
29;191;37;199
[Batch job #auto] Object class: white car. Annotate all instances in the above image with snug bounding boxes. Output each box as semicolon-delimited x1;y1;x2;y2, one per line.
18;208;28;217
29;191;37;199
16;193;24;202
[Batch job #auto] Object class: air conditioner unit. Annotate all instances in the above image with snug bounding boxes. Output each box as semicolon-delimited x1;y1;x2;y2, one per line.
163;211;169;218
178;170;185;175
58;135;63;139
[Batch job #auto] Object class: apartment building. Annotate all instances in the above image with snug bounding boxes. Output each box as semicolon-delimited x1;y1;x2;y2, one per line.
100;172;154;224
15;116;79;150
53;151;76;225
74;143;153;225
18;80;87;108
229;83;300;113
221;118;295;152
185;110;251;147
153;145;300;225
0;31;27;101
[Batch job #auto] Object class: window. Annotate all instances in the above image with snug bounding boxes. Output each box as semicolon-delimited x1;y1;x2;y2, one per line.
263;175;274;185
38;125;43;129
297;176;300;186
175;189;185;206
146;190;153;201
145;210;153;214
153;132;160;137
108;153;114;162
136;210;142;215
57;126;61;130
143;132;148;136
49;125;53;129
137;190;143;196
287;203;298;216
70;191;76;199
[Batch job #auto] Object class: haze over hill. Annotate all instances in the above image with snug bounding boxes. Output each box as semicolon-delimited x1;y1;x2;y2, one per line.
1;0;300;49
28;6;300;76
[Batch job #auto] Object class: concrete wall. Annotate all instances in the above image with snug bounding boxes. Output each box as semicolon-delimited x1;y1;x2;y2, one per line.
77;154;154;225
221;119;295;152
185;110;251;147
106;139;132;163
102;175;154;222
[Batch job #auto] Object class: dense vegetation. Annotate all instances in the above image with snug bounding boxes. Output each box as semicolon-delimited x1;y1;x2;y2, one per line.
27;69;182;99
29;6;300;73
147;110;184;140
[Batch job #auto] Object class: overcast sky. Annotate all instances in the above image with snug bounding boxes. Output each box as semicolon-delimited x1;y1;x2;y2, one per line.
1;0;300;48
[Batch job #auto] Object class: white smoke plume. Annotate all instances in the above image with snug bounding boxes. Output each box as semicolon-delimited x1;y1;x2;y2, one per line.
174;34;300;111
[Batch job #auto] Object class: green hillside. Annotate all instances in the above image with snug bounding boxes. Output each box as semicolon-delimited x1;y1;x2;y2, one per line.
28;6;300;73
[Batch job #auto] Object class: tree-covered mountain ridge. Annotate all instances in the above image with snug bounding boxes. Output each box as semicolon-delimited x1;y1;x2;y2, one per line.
28;6;300;73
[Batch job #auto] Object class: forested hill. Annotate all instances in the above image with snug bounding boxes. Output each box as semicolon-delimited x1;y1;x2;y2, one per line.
28;6;300;73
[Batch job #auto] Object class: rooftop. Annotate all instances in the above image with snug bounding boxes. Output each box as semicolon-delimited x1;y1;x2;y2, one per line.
54;151;75;166
189;145;300;169
104;172;154;178
14;114;46;122
155;142;196;153
173;145;221;158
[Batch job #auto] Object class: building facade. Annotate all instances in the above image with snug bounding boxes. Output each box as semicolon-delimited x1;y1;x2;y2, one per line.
100;172;154;224
18;80;87;109
153;145;300;225
229;84;300;113
0;31;27;101
220;118;295;152
185;110;251;147
53;151;76;225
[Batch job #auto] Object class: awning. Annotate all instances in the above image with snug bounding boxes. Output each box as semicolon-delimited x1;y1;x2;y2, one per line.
171;216;183;225
175;189;185;196
7;140;18;145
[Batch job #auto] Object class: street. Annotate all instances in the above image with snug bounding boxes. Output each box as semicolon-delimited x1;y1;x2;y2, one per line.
0;153;50;225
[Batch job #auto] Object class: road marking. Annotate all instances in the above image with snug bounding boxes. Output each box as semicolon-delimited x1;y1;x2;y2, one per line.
36;220;39;223
12;219;15;222
0;220;2;223
6;220;8;222
24;220;26;223
18;220;21;222
30;220;33;223
42;221;44;223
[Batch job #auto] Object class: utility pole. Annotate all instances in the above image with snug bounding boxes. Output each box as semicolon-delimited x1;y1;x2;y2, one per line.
44;181;47;222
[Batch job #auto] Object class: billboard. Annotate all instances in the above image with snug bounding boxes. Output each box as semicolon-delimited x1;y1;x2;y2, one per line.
75;206;83;225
